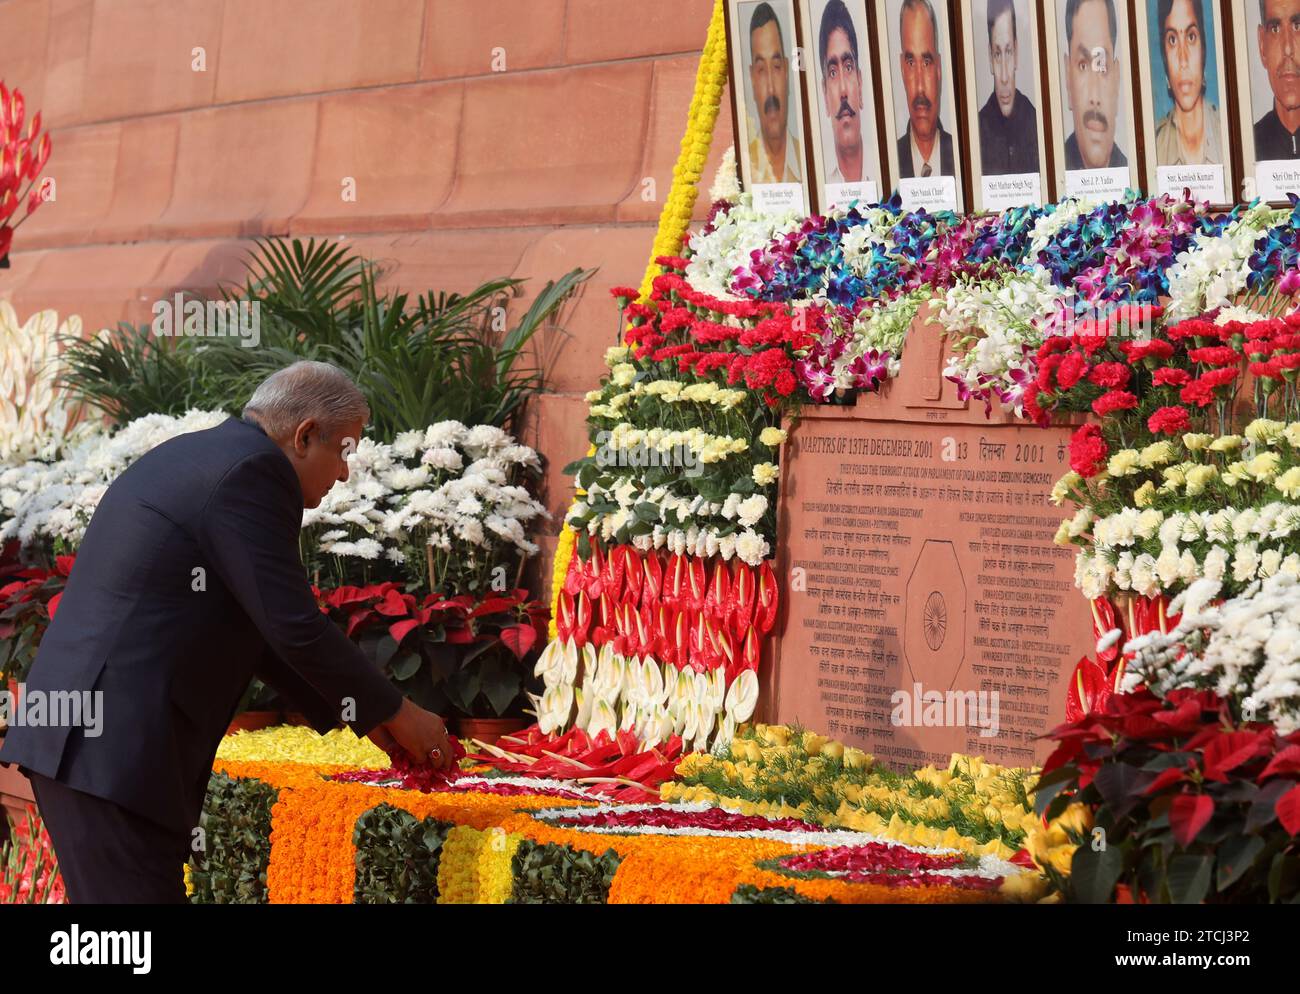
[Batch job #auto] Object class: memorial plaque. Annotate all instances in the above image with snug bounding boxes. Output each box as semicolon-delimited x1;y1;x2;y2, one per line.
767;306;1093;769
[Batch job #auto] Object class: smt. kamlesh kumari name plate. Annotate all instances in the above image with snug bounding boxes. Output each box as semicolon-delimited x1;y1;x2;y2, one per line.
768;306;1093;770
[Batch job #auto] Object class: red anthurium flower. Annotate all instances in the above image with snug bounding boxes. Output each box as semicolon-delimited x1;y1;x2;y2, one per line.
1064;656;1111;722
1090;598;1119;663
622;548;643;605
687;556;707;612
642;551;663;606
563;554;585;597
705;559;730;623
755;561;778;634
730;560;755;634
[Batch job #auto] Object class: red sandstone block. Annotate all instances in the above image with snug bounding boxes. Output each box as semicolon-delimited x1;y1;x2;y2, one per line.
100;115;182;243
215;0;424;103
563;0;714;64
18;121;120;250
6;242;173;335
439;63;654;228
345;228;544;297
510;225;657;395
420;0;565;80
0;0;51;115
79;0;220;122
38;0;94;129
526;392;591;524
291;83;462;235
155;100;318;239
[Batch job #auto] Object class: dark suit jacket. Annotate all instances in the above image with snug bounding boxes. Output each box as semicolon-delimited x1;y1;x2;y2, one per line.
0;417;403;834
895;123;955;179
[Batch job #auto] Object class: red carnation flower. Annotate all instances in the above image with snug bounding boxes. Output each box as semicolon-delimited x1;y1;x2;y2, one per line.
1147;406;1191;436
1121;339;1175;362
1091;390;1138;417
1152;367;1192;387
1088;362;1131;389
1069;424;1109;478
1187;345;1242;367
1057;353;1089;389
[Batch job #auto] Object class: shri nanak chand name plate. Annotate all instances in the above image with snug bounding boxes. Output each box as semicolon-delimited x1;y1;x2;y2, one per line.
770;412;1092;770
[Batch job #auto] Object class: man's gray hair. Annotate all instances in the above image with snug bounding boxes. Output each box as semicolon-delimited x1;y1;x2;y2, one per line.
242;361;370;440
901;0;938;42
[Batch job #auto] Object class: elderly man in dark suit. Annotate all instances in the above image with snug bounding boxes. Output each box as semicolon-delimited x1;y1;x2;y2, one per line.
894;0;955;180
0;361;454;903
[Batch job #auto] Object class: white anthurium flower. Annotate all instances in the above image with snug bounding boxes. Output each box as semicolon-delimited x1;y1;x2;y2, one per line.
595;650;624;701
724;670;760;723
682;700;699;743
561;638;580;685
642;657;664;704
579;643;598;689
661;664;679;706
535;638;566;685
574;683;592;733
587;699;618;740
707;668;726;710
619;701;639;732
694;700;715;745
712;714;737;755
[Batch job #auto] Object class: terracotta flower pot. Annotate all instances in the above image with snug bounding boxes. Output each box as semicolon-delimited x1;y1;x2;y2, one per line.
452;716;529;747
225;711;281;736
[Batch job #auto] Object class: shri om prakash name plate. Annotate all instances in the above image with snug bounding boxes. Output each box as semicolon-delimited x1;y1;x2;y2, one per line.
767;306;1093;770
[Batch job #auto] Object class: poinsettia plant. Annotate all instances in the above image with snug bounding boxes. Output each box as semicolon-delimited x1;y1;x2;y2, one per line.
0;555;69;685
313;583;546;718
1035;688;1300;904
0;81;53;267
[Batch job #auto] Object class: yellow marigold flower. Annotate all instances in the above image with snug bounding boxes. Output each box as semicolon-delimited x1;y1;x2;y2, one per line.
759;427;788;447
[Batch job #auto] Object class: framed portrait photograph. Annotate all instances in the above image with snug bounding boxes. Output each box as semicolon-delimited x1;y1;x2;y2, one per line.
1043;0;1141;202
1232;0;1300;204
726;0;813;214
960;0;1050;212
874;0;964;212
1134;0;1233;204
798;0;885;211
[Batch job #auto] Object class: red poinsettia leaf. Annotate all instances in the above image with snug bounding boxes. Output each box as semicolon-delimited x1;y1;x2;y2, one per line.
45;591;62;620
54;555;75;577
500;623;537;660
1143;766;1189;795
1276;784;1300;836
388;618;421;644
1259;745;1300;782
373;589;410;617
345;609;374;638
471;597;519;619
1202;731;1268;781
445;625;477;644
1169;793;1214;849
